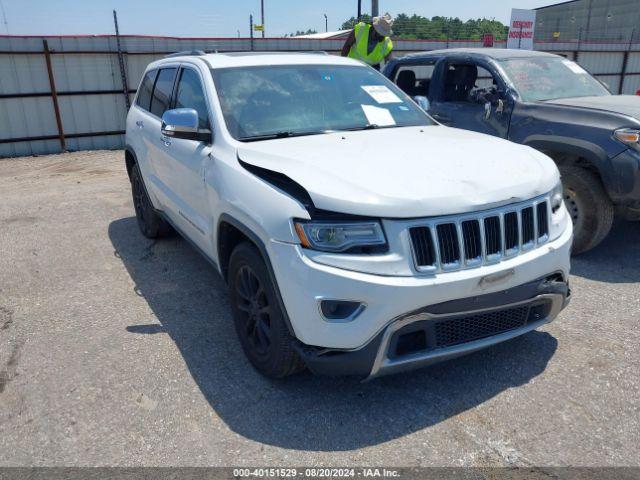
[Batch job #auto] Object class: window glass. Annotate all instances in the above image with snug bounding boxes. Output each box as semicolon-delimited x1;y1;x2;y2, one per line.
149;67;177;118
211;65;434;141
500;57;610;102
443;63;500;104
175;68;210;129
136;69;157;111
395;64;435;97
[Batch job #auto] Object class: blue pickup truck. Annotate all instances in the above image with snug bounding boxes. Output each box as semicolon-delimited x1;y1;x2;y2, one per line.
385;48;640;253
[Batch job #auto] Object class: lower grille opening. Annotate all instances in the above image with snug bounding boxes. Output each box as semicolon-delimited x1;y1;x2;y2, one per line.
434;306;529;348
388;302;552;360
395;331;427;357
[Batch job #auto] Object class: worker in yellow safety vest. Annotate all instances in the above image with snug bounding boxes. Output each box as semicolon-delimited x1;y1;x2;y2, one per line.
341;13;394;70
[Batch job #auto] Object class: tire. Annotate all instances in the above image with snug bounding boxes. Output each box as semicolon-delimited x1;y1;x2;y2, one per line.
560;165;614;255
228;242;305;378
130;163;172;239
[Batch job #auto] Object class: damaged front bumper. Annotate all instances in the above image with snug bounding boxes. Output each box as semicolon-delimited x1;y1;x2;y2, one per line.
296;275;570;380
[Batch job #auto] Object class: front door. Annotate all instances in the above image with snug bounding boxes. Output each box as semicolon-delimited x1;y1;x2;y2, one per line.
429;59;513;138
161;65;214;251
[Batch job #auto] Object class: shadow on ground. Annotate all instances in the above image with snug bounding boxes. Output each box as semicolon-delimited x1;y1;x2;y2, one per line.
110;216;557;452
570;220;640;283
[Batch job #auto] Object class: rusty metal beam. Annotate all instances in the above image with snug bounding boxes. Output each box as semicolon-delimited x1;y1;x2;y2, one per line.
42;39;65;151
0;130;125;145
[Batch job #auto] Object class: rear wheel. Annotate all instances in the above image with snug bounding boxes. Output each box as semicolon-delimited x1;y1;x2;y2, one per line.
228;242;305;378
560;165;614;254
131;163;172;239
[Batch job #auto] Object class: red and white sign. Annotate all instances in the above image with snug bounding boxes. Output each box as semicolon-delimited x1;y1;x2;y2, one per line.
507;9;536;50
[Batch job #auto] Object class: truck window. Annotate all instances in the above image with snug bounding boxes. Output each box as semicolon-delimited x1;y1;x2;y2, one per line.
395;64;435;97
135;69;157;112
443;63;500;104
149;67;177;119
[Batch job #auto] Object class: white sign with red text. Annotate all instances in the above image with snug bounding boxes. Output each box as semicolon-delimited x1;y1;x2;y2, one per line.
507;9;536;50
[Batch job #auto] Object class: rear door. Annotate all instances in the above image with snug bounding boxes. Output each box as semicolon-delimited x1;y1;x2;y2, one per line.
143;66;179;209
428;57;513;138
127;69;159;198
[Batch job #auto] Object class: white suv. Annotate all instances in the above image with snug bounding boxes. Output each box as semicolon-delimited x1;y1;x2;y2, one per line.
125;51;572;379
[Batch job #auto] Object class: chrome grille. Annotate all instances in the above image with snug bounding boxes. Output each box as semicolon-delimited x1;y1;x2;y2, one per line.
409;196;551;273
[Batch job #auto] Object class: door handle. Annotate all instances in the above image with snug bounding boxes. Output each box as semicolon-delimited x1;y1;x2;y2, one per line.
135;120;144;129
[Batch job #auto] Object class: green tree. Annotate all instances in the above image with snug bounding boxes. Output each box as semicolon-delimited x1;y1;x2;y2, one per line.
339;13;508;41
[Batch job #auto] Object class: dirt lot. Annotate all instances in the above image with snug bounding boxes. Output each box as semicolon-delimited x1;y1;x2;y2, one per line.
0;150;639;467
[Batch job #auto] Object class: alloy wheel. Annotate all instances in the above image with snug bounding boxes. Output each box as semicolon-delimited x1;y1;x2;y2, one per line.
234;265;272;358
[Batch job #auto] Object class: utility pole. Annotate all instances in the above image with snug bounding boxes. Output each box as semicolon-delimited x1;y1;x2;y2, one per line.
113;10;130;110
371;0;379;18
0;0;9;35
324;13;328;33
260;0;265;38
250;14;254;50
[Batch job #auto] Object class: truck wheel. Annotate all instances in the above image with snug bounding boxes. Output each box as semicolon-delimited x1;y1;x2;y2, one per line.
228;242;305;378
560;166;614;254
131;163;172;239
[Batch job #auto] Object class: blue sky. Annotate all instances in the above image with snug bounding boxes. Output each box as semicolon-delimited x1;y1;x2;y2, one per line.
0;0;555;37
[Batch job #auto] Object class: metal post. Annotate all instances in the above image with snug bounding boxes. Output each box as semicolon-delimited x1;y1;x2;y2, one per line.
371;0;379;18
324;14;328;33
260;0;265;38
357;0;362;20
113;10;130;110
518;24;523;49
42;39;65;151
250;15;254;51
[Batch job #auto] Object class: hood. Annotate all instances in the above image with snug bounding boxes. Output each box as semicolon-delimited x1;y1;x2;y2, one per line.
545;95;640;121
237;126;559;218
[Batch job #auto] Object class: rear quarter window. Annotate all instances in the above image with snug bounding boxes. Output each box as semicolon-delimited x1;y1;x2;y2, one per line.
135;69;157;111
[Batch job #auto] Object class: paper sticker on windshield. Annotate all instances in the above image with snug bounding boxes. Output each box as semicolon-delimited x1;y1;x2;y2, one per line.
562;60;587;74
361;85;402;104
361;104;396;126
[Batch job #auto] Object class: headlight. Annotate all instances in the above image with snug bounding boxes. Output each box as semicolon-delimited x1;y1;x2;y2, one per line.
551;180;563;213
614;128;640;151
294;220;386;253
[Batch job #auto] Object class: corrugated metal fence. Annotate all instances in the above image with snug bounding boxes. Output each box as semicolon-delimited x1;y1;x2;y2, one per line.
1;34;639;158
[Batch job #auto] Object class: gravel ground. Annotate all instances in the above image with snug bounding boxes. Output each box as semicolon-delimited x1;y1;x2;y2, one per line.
0;150;638;467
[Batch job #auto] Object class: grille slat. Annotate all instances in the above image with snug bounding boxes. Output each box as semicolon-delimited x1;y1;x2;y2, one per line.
462;220;482;261
409;226;435;267
504;212;519;251
436;223;460;265
484;216;501;256
537;202;549;239
521;206;535;245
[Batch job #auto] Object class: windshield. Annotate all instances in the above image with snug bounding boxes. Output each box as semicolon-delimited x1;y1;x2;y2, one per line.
211;64;434;141
499;57;610;102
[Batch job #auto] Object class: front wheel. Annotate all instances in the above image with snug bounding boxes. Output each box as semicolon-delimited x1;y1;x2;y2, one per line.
228;243;305;378
560;166;614;254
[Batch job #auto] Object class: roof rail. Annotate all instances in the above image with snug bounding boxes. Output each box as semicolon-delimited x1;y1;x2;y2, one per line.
164;50;206;58
220;51;330;57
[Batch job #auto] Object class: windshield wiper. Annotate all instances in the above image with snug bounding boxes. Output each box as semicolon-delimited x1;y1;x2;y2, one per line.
342;123;382;131
238;130;327;142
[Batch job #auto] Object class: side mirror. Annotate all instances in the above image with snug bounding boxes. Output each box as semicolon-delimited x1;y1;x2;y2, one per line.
413;95;430;112
161;108;210;142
